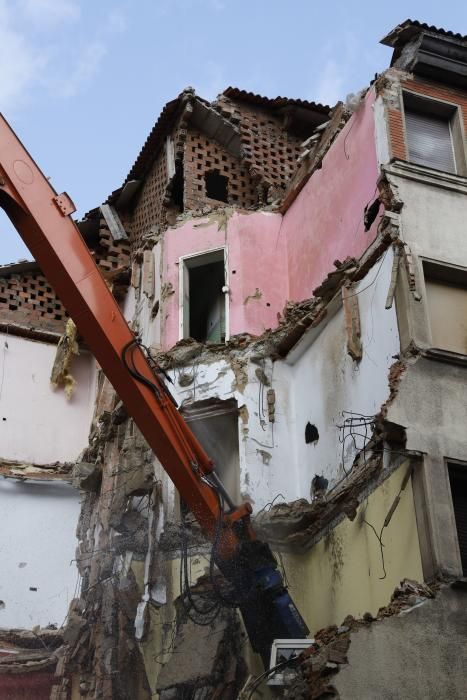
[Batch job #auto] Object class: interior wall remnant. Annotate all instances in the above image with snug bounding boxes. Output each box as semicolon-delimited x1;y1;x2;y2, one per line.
0;332;96;464
0;479;81;629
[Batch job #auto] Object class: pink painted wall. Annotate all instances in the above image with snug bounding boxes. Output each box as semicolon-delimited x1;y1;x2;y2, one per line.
283;88;380;300
162;211;287;349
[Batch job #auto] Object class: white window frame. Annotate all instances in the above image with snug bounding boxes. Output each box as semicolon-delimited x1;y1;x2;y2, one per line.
400;90;467;177
178;246;230;342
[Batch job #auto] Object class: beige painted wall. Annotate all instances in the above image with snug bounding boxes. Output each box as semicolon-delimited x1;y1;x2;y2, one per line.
282;463;423;634
425;278;467;355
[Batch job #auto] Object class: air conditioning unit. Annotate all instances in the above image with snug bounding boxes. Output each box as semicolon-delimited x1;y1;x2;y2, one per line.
268;638;315;686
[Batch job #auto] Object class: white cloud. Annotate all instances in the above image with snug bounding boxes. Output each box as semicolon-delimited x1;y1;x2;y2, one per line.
17;0;80;27
56;40;107;98
0;2;46;110
0;2;127;110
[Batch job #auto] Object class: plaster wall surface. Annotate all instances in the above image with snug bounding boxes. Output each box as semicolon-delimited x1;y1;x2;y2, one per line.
387;358;467;460
162;211;286;349
0;333;97;464
282;462;423;635
389;174;467;266
283;89;381;301
170;357;300;510
280;250;399;490
334;586;467;700
0;479;81;629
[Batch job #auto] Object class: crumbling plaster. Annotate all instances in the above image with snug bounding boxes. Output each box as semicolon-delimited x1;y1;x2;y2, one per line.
0;332;97;464
0;479;81;629
280;250;400;492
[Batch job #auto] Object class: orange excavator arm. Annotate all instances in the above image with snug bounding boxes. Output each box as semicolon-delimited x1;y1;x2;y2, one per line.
0;113;249;552
0;114;308;662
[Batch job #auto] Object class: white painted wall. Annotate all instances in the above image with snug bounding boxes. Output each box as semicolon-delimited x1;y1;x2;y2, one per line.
282;250;400;492
169;358;301;511
0;479;81;629
0;333;96;464
167;253;399;509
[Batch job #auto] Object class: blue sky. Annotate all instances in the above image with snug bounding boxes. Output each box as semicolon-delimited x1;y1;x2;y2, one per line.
0;0;465;263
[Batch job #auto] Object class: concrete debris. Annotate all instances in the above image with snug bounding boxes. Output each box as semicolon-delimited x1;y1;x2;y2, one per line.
341;284;362;362
72;462;102;492
255;447;383;548
385;245;401;309
157;603;246;699
50;317;79;399
0;458;73;481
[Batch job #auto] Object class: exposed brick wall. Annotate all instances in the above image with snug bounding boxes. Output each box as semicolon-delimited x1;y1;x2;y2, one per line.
232;102;304;190
184;129;258;211
0;271;67;333
130;151;168;245
388;108;407;160
128;97;307;248
94;223;131;275
386;76;467;162
0;225;130;336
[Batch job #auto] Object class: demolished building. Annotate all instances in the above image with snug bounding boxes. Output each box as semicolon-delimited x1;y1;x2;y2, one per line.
0;17;466;699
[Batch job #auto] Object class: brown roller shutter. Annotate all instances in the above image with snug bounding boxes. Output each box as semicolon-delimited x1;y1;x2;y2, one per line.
448;465;467;575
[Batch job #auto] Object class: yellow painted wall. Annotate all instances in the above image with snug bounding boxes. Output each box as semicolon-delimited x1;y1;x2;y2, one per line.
281;462;424;634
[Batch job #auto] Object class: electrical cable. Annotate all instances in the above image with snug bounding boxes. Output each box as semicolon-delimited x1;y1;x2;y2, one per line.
122;337;255;619
246;657;298;699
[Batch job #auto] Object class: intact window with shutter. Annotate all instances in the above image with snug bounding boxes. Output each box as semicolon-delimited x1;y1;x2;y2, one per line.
402;92;467;176
405;110;456;173
448;464;467;575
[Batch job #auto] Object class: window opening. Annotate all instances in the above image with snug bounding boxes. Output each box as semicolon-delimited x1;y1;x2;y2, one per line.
182;398;239;502
205;169;229;203
170;159;184;212
448;464;467;575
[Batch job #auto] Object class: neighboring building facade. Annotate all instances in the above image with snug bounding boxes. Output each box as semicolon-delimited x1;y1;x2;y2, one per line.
1;18;466;699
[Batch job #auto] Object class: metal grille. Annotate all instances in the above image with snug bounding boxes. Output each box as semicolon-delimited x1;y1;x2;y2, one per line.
448;464;467;575
405;109;456;173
